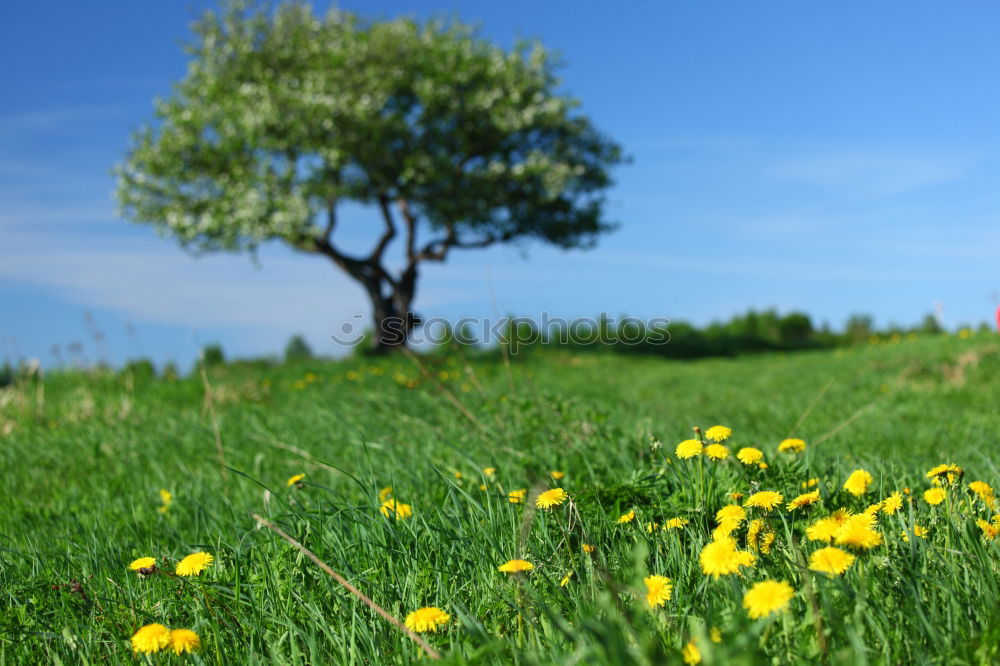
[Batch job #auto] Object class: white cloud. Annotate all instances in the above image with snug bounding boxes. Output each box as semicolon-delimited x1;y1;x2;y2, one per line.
768;152;972;197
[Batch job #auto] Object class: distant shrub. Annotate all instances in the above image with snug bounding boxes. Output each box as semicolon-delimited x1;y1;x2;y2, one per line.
284;334;313;361
201;344;225;367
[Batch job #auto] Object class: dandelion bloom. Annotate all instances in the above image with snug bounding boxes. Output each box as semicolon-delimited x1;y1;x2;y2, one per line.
729;492;744;502
705;425;732;442
159;489;173;506
809;546;855;575
508;489;527;504
969;481;993;501
834;518;883;550
378;486;393;501
778;438;806;454
498;559;534;573
976;518;1000;540
801;478;819;489
560;571;573;587
643;575;672;607
744;491;783;512
806;510;853;542
787;490;821;511
926;463;963;484
742;580;794;620
646;522;660;533
843;469;874;496
881;492;903;515
681;640;701;665
550;470;565;480
923;487;946;506
482;467;496;477
716;504;746;524
675;439;703;459
582;543;595;553
169;629;200;655
704;444;730;461
700;537;755;578
380;499;413;520
131;623;171;654
747;519;775;554
128;557;157;572
617;510;636;524
665;517;688;530
286;473;305;487
536;488;568;509
737;447;764;465
713;519;741;540
404;607;450;632
175;552;213;576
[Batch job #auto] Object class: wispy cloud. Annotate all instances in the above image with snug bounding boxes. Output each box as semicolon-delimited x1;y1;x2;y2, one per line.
768;152;973;198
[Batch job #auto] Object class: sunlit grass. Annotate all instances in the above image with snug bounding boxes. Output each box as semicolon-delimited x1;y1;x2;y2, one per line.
1;332;999;664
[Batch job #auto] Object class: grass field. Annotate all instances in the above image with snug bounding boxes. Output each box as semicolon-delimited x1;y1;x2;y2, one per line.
2;332;1000;664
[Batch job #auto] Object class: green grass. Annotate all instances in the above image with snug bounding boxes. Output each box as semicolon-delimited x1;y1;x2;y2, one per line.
2;332;1000;664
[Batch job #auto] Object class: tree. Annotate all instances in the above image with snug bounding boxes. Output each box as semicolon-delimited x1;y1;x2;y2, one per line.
284;334;313;361
116;2;624;352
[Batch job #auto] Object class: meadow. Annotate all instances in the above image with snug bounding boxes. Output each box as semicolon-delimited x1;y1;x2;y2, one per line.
2;332;1000;664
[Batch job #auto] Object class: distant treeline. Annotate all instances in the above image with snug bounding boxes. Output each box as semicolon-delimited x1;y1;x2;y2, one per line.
496;310;988;359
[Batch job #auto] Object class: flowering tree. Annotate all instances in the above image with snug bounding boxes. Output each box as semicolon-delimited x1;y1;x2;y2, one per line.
116;2;624;352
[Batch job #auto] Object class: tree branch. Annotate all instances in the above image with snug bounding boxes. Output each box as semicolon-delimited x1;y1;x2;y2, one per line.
370;195;397;263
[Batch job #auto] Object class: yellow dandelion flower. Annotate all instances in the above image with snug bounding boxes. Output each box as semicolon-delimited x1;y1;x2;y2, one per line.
843;469;874;496
131;623;171;654
536;488;569;509
582;543;595;553
482;467;496;477
713;518;742;540
479;484;487;491
550;470;565;480
881;492;903;515
560;571;574;587
665;517;689;530
737;447;764;465
806;510;853;542
809;546;855;575
729;491;744;502
716;504;746;524
378;486;393;501
744;491;783;511
617;509;636;524
508;489;527;504
175;552;213;577
454;472;462;479
969;481;996;508
976;518;999;540
700;537;755;578
643;575;672;607
380;499;413;520
863;502;882;516
128;557;157;572
498;559;533;573
675;439;703;459
404;607;450;632
646;521;661;533
834;519;883;550
787;490;821;511
758;462;769;470
705;425;732;442
681;640;702;665
704;444;730;461
923;487;946;506
710;627;722;642
747;519;775;553
169;629;200;655
743;580;794;620
778;438;806;453
159;489;173;506
286;473;305;487
801;478;819;489
926;463;963;484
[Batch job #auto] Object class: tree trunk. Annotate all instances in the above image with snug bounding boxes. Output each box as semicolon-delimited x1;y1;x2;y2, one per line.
366;267;419;354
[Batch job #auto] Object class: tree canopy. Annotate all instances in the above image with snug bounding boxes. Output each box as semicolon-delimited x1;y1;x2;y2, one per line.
116;1;624;350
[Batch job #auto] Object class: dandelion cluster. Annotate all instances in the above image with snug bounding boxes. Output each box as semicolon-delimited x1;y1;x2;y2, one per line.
131;623;200;655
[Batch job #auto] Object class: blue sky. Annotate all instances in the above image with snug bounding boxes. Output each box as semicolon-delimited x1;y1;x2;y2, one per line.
3;1;999;367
